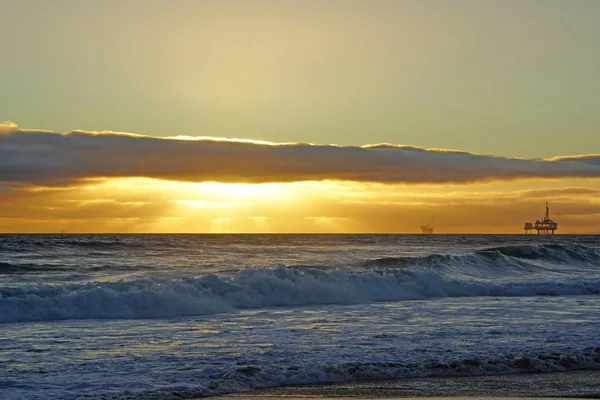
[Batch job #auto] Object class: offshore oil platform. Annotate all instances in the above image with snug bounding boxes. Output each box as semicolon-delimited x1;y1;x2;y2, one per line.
421;217;435;234
524;202;559;234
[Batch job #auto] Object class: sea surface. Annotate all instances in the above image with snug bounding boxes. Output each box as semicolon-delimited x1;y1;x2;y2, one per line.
1;234;600;399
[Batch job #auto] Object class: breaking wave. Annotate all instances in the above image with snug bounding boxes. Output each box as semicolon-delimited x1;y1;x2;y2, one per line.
2;259;600;323
365;243;600;276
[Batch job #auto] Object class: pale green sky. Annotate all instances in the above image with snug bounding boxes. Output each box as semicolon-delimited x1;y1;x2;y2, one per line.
1;0;599;157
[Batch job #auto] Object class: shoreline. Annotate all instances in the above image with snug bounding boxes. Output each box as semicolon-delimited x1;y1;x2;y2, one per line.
214;370;600;399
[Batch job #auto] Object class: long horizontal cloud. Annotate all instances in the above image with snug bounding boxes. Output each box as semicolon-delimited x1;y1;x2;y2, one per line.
2;128;600;185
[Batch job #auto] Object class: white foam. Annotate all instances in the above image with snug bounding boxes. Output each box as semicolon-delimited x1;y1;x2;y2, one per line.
2;265;600;323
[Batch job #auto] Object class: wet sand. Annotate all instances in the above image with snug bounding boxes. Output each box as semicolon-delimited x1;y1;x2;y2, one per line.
218;398;589;400
215;370;600;399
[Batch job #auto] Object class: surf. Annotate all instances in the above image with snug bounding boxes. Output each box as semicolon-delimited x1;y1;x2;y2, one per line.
2;259;600;323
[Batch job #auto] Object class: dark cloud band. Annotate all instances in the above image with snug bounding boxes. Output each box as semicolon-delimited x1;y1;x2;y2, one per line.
1;128;600;185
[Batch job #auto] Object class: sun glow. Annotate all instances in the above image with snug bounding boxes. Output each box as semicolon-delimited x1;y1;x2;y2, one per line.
81;178;291;203
198;182;279;200
171;200;240;209
3;176;600;233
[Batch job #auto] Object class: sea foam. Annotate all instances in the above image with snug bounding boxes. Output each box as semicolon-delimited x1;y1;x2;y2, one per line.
2;255;600;323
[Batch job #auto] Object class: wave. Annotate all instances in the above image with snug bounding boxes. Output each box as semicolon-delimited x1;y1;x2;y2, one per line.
0;236;146;253
93;347;600;399
59;239;147;250
0;262;73;273
365;243;600;277
477;243;600;262
2;263;600;323
0;261;140;274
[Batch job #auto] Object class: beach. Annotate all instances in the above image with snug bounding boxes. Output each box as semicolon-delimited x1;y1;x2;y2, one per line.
217;370;600;399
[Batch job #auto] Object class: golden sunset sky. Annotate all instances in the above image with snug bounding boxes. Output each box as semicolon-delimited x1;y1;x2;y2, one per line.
1;0;599;233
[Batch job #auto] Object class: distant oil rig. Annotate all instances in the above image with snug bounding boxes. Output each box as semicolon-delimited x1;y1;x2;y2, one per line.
421;217;435;234
524;202;559;234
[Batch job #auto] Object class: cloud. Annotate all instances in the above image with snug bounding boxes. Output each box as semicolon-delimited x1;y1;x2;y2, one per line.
2;128;600;185
0;121;19;135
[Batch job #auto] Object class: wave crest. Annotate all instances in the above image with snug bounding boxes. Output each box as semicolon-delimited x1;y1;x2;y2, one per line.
2;263;600;323
364;243;600;277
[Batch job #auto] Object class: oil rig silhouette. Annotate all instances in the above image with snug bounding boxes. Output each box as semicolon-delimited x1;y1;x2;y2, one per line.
524;202;559;234
421;217;435;234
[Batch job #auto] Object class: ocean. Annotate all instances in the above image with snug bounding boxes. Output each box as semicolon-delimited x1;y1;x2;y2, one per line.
1;234;600;399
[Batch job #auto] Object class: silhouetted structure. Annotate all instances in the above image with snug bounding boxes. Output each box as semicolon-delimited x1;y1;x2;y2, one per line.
524;202;558;234
421;217;435;234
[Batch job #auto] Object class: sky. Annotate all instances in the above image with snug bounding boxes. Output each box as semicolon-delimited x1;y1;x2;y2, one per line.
1;0;599;233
